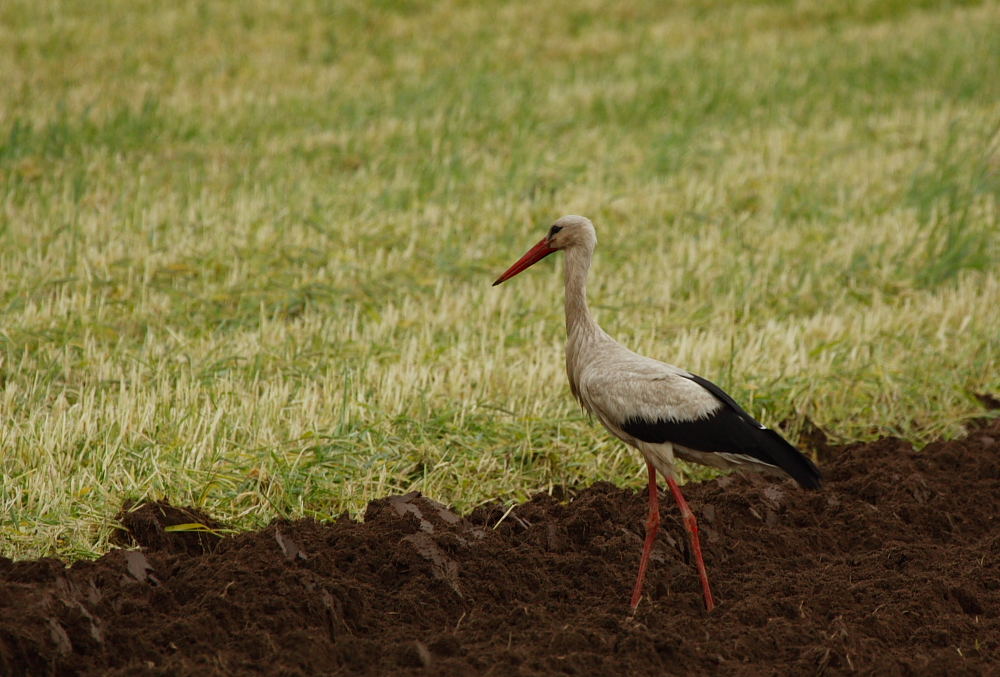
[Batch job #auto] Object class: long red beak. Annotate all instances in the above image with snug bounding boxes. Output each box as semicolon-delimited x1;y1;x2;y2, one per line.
492;238;556;286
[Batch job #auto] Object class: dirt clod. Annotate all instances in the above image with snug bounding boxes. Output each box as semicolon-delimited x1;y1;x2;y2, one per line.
2;419;999;675
112;499;225;555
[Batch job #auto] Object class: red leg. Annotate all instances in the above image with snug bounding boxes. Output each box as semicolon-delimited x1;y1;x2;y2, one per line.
666;476;715;612
629;462;660;612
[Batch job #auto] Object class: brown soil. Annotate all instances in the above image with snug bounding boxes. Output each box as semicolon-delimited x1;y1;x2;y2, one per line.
2;419;999;676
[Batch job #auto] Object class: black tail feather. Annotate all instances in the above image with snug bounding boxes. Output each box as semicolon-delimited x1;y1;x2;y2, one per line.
759;428;822;490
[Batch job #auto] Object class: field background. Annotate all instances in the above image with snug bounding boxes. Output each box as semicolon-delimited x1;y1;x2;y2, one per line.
1;0;998;560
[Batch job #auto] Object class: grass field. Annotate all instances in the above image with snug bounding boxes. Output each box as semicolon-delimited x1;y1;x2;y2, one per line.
1;0;998;560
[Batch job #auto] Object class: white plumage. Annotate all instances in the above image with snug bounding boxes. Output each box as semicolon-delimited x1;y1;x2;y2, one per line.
494;215;821;612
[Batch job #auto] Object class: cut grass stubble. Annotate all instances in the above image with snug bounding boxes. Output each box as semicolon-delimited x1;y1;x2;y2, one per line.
1;0;998;559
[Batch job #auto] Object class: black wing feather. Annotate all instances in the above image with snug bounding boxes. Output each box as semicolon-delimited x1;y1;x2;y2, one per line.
621;373;822;490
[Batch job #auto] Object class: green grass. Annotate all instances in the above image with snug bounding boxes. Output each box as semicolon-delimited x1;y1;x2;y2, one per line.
1;0;998;560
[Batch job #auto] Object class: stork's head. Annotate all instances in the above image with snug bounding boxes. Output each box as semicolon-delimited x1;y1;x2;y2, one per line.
492;215;596;286
545;215;596;251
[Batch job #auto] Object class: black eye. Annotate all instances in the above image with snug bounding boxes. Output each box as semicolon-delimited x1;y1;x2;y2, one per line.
548;225;563;237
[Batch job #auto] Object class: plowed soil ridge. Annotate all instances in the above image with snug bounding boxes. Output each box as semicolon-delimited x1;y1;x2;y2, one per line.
3;420;999;676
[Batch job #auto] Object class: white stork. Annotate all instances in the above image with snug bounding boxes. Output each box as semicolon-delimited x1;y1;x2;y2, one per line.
493;215;822;612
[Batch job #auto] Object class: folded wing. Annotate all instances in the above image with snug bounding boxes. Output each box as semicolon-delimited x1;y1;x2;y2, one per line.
580;362;822;490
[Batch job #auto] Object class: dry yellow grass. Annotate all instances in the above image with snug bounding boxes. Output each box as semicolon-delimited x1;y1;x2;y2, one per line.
1;0;998;559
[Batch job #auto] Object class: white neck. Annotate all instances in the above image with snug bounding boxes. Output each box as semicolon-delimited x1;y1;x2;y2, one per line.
563;244;600;340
